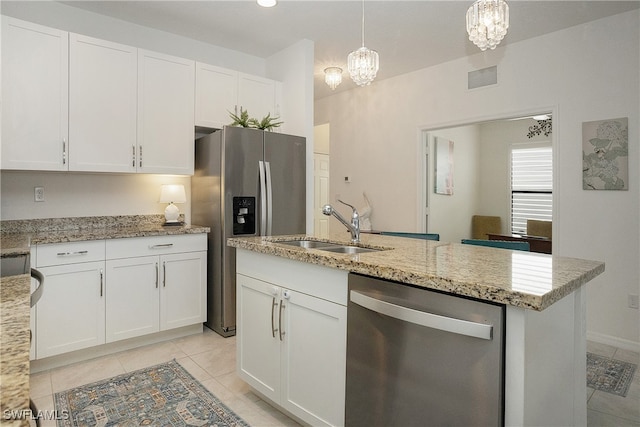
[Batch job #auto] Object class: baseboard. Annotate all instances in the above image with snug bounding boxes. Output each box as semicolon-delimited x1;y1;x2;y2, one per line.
587;330;640;353
30;324;203;373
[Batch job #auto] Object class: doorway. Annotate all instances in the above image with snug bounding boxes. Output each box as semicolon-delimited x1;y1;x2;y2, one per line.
314;124;331;236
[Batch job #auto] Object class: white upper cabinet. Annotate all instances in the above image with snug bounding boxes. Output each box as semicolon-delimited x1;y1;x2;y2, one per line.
238;73;278;123
195;63;280;129
195;63;238;129
69;34;138;172
1;17;69;171
138;49;195;175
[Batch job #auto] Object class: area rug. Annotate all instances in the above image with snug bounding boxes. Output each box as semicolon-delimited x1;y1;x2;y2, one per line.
587;352;637;397
54;359;250;427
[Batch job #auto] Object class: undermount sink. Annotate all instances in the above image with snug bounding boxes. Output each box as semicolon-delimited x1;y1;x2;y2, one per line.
316;246;381;254
276;239;384;254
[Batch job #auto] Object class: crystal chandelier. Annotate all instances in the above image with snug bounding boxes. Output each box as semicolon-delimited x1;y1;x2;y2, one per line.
324;67;343;90
466;0;509;51
348;0;379;86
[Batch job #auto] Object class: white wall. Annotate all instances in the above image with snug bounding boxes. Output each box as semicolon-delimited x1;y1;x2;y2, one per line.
315;11;640;350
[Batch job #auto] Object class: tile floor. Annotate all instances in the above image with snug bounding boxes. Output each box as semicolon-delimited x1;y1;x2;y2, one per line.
587;341;640;426
30;331;639;426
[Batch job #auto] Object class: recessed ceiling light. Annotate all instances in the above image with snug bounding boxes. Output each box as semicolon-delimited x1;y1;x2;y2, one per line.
257;0;277;7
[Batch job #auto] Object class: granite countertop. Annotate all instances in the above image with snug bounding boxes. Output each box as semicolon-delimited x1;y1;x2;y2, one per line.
0;215;210;257
0;215;209;423
0;274;31;427
228;233;605;311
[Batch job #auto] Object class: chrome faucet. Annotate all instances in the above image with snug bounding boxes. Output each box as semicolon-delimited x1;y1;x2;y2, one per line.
322;200;360;243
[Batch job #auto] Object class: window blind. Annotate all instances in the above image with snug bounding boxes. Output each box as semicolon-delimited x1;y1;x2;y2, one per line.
511;145;552;235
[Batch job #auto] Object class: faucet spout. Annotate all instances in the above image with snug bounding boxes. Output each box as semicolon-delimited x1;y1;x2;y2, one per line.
322;200;360;243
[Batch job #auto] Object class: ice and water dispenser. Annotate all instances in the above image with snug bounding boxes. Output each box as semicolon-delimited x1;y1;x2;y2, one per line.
233;197;255;235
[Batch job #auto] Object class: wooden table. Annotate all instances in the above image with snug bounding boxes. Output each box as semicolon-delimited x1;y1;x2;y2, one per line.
487;233;552;254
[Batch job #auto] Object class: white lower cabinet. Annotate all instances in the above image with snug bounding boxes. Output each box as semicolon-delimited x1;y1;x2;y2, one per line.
105;235;207;343
236;250;348;427
36;261;105;358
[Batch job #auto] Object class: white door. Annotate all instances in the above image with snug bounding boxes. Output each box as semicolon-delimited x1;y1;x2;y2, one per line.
195;63;238;128
105;256;159;342
137;49;195;174
281;289;347;427
159;252;207;330
238;73;276;121
36;262;105;358
69;34;137;172
314;153;331;237
1;17;69;171
236;274;281;403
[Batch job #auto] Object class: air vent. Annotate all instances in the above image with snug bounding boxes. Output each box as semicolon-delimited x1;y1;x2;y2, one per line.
468;66;497;89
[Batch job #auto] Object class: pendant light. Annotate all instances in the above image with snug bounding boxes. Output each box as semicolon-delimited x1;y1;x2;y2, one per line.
347;0;379;86
466;0;509;51
324;67;343;90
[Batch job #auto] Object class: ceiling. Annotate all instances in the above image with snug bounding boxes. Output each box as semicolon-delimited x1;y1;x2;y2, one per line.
61;1;640;100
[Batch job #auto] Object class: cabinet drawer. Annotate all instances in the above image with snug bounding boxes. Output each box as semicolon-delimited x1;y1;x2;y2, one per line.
106;234;207;259
36;240;105;267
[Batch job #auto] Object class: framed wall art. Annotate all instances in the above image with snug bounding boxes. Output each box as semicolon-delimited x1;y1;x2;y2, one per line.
582;117;628;190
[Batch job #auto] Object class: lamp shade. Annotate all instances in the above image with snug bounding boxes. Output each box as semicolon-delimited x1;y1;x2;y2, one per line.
159;184;186;204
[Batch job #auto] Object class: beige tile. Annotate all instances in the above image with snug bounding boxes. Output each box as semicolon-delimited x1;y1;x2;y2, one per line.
200;377;237;403
115;340;187;372
215;370;259;401
190;344;236;378
588;409;640;426
253;399;303;426
29;371;52;399
30;394;57;427
49;355;125;393
172;328;235;356
613;348;640;365
588;341;617;358
588;384;640;423
175;356;213;383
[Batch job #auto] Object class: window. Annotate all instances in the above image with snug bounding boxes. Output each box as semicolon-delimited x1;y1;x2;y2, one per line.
510;144;552;235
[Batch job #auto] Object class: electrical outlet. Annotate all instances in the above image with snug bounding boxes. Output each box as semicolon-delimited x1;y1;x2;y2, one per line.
34;186;44;202
628;294;639;309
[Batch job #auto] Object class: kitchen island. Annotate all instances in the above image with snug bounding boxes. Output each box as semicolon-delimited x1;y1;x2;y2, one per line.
228;233;604;427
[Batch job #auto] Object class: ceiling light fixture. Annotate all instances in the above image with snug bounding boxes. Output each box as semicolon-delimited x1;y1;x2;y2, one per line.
324;67;343;90
466;0;509;51
257;0;277;7
347;0;379;86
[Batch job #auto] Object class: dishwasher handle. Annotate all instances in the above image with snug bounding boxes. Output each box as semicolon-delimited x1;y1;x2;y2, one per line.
350;290;493;340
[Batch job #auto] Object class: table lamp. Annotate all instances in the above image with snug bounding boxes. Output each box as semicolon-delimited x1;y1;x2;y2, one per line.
159;184;186;225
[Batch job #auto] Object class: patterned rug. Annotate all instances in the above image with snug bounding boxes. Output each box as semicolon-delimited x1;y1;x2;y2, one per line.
54;359;250;426
587;352;638;397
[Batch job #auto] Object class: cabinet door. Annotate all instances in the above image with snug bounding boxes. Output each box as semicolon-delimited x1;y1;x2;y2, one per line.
36;262;105;358
105;256;159;342
69;34;137;172
1;17;68;171
236;274;281;403
237;73;277;122
281;290;347;427
159;252;206;330
195;63;238;129
138;49;195;175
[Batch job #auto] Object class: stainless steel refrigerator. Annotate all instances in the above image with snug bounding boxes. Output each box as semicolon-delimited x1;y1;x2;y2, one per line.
191;126;306;337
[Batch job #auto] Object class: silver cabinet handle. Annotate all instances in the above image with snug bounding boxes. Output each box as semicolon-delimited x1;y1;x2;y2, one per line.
100;268;104;297
132;145;136;167
56;250;88;256
155;262;159;288
278;300;285;341
139;145;142;168
149;243;173;249
271;297;278;338
163;261;166;287
350;290;493;340
62;138;67;165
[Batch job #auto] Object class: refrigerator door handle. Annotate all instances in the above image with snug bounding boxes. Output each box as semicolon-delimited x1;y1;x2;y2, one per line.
265;161;273;236
259;160;267;236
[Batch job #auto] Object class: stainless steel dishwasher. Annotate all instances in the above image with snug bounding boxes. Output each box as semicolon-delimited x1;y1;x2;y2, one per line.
346;273;505;427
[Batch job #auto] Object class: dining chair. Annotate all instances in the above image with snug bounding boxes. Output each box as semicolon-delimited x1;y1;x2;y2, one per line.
461;239;530;251
380;232;440;241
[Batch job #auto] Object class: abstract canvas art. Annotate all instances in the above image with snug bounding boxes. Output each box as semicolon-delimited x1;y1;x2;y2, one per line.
582;117;628;190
